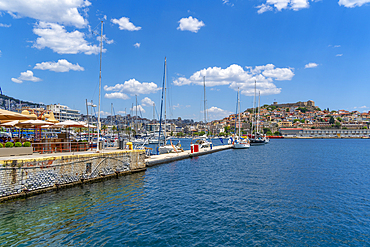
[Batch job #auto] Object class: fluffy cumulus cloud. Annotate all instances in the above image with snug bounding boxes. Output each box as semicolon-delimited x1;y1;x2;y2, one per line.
141;97;155;107
0;23;11;27
134;43;141;48
104;79;160;99
174;64;294;96
257;0;309;14
339;0;370;7
177;16;205;33
305;63;318;69
0;0;90;28
34;59;84;72
131;105;145;113
11;70;41;83
105;92;129;100
207;106;233;120
32;22;100;54
111;17;141;31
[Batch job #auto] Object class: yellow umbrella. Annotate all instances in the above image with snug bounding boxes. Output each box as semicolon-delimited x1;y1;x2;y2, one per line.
0;109;33;121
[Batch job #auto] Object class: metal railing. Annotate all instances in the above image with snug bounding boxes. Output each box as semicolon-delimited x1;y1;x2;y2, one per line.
32;142;91;154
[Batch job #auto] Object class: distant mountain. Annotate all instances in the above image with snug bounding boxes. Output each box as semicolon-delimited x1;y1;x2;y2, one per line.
0;94;45;111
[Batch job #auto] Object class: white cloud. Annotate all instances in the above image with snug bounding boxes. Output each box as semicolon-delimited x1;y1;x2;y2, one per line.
131;105;145;113
34;59;84;72
0;0;90;28
222;0;235;6
96;34;114;44
177;16;205;33
105;92;129;100
336;54;343;57
11;78;22;83
99;111;110;116
354;105;367;109
339;0;370;7
117;110;127;115
33;22;101;55
257;0;309;13
207;106;233;120
141;97;154;107
0;23;11;27
334;45;341;48
104;78;160;96
305;63;318;69
134;43;141;48
111;17;141;31
11;70;41;83
174;64;294;96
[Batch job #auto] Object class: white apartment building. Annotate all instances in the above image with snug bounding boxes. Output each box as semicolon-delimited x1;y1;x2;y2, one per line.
46;104;80;121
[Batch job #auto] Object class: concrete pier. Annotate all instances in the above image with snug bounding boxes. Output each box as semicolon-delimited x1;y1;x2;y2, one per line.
145;144;232;167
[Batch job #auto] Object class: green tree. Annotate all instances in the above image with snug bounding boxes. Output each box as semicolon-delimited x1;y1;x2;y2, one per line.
297;107;307;113
335;122;341;128
273;131;280;136
199;131;206;136
266;131;273;136
329;116;335;124
263;128;271;134
336;117;342;122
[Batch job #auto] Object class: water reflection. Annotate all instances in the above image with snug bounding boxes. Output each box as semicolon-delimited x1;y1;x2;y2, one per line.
0;172;146;246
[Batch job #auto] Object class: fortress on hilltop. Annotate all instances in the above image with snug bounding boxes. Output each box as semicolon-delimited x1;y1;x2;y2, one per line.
272;100;315;109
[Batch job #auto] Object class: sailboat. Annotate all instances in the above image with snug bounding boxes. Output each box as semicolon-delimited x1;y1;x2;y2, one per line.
157;57;182;154
233;88;250;149
193;76;212;149
250;82;267;145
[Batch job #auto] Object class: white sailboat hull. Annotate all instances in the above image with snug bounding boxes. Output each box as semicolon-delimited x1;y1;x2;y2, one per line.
233;142;250;149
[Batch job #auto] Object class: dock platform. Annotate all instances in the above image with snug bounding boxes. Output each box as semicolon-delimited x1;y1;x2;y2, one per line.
145;144;232;167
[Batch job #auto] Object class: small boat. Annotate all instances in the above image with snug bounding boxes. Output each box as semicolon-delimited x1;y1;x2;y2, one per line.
195;137;212;149
233;88;250;149
157;57;183;154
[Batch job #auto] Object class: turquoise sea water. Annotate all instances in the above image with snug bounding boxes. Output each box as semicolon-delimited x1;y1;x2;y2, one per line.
1;139;370;246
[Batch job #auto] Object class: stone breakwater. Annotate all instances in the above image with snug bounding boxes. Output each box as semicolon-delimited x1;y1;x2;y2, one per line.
0;150;146;202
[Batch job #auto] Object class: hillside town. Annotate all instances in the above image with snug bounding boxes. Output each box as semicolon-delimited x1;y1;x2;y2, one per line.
2;93;369;138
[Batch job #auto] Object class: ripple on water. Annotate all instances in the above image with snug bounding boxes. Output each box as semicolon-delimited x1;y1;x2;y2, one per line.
0;139;370;246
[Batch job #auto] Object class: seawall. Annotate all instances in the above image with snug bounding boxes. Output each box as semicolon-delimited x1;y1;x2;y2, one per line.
0;149;146;202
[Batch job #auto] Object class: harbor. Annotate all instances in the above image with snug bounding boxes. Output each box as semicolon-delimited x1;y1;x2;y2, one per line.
0;138;233;202
1;138;369;246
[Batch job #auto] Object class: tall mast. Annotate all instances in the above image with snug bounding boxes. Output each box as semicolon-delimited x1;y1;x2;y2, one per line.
203;76;207;126
257;91;261;134
158;57;166;153
153;103;155;120
164;57;167;144
238;88;241;138
97;20;103;152
135;95;138;134
252;81;256;135
111;103;113;128
86;99;90;144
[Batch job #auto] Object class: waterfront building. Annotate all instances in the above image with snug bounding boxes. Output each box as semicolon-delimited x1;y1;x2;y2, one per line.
280;128;370;138
46;104;80;121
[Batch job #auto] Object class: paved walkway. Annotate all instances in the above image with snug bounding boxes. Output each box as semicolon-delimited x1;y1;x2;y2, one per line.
0;147;134;162
145;145;232;167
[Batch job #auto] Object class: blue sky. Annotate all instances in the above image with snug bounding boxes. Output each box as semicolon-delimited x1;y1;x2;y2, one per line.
1;0;370;121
